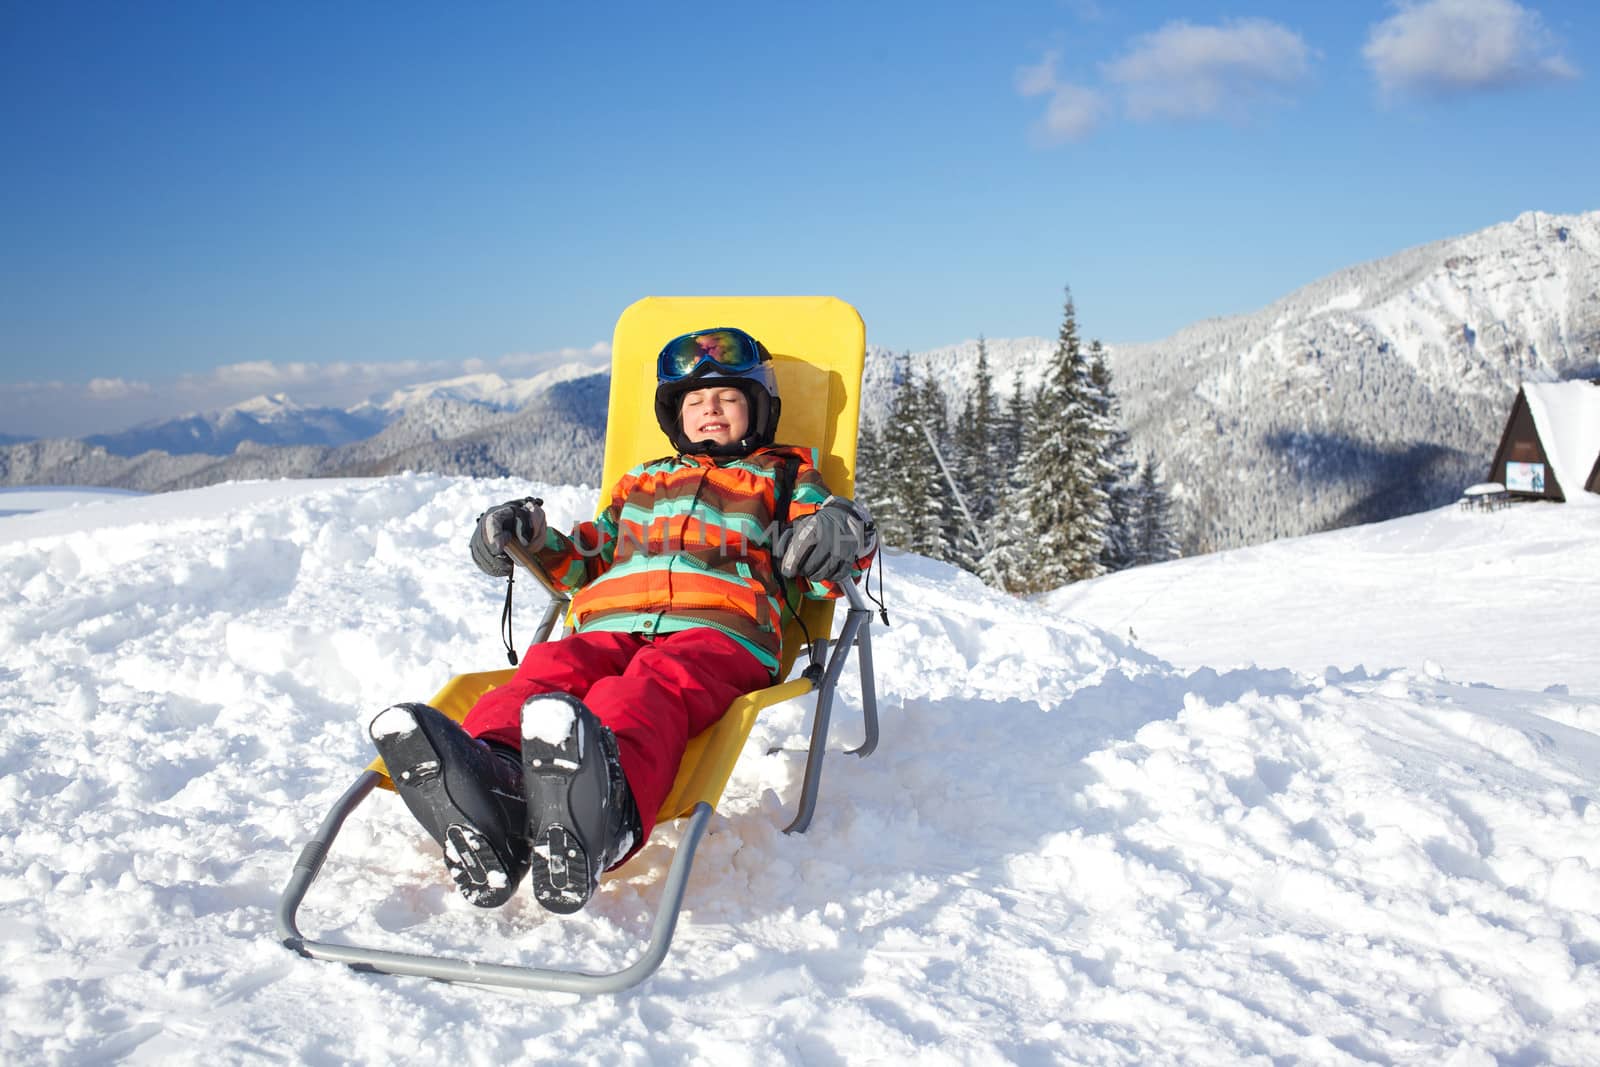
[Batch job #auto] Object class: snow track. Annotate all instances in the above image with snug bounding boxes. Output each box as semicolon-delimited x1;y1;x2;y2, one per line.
1;476;1597;1064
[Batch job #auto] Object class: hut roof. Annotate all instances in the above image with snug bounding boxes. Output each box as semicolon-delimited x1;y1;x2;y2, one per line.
1521;381;1600;505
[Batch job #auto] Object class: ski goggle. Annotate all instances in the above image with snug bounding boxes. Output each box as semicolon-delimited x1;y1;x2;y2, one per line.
656;327;766;382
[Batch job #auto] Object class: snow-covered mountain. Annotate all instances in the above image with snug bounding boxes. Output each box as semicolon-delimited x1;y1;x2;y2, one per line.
1112;209;1600;550
84;392;389;457
324;369;609;485
6;210;1596;551
72;363;611;463
355;363;603;417
864;210;1600;552
2;477;1596;1062
0;362;612;492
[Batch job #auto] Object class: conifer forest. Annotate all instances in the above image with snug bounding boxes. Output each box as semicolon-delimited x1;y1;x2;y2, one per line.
856;290;1180;593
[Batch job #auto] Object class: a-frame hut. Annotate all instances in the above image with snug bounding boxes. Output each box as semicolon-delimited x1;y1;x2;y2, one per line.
1487;380;1600;501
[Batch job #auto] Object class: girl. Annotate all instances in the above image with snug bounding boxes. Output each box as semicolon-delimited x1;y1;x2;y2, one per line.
370;327;875;913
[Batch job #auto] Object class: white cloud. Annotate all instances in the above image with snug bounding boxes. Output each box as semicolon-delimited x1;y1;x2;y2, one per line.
85;378;151;399
200;358;425;395
0;345;611;440
1015;51;1109;143
1105;18;1313;121
1062;0;1106;23
1041;84;1110;142
1015;50;1062;98
1017;19;1311;144
1364;0;1579;96
498;343;610;373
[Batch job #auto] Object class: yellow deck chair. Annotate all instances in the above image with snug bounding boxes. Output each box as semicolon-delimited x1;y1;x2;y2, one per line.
277;296;880;994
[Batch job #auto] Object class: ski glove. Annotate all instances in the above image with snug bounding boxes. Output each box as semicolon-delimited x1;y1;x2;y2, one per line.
779;496;877;584
469;497;547;578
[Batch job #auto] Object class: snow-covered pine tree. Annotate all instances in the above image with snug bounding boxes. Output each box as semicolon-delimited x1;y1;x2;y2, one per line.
954;335;999;527
979;367;1037;591
869;359;908;551
854;417;886;519
1011;288;1113;592
1132;457;1180;565
950;387;985;573
979;459;1032;590
1002;366;1029;462
1089;339;1139;573
877;359;946;558
917;371;962;563
859;356;904;549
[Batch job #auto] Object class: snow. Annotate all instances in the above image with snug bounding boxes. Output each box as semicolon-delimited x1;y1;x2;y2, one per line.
369;706;420;740
2;475;1598;1064
1521;381;1600;504
0;485;146;517
228;393;303;420
359;361;608;415
1309;288;1365;317
1050;502;1600;694
522;695;578;746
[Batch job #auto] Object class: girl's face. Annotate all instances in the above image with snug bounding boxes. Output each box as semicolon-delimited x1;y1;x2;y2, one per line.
680;386;750;446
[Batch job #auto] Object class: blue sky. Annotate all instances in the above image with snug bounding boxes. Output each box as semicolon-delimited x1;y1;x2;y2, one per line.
2;0;1596;437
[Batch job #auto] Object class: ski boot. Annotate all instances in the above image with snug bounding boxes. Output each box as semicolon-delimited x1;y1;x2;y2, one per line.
519;693;642;914
368;702;530;908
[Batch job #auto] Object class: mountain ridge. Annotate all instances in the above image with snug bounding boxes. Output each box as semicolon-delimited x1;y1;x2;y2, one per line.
4;210;1596;551
0;369;610;492
859;209;1599;551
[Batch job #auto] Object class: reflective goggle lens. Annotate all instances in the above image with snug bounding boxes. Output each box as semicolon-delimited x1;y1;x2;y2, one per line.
659;328;761;380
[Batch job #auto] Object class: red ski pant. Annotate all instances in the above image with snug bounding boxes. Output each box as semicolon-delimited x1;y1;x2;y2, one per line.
461;627;771;842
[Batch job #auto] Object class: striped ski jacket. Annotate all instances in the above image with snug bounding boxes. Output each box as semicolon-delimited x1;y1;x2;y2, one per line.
528;446;855;677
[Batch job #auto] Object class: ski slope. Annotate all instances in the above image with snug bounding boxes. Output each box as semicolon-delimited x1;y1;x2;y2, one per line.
2;478;1597;1065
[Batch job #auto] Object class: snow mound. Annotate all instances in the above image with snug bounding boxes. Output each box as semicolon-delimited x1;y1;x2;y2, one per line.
0;485;146;517
1;477;1597;1063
